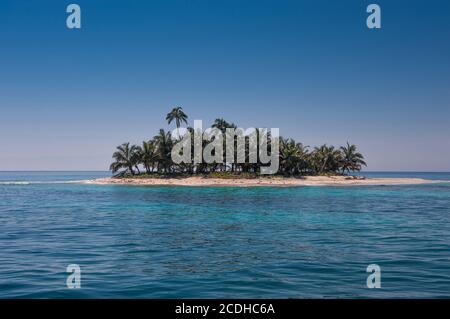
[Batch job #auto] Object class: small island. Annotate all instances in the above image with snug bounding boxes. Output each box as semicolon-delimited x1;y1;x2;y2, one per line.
88;107;432;187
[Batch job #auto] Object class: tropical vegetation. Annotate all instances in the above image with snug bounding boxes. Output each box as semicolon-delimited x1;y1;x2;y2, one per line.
110;107;366;177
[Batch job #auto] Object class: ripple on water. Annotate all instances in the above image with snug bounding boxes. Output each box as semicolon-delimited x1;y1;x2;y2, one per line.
0;176;450;298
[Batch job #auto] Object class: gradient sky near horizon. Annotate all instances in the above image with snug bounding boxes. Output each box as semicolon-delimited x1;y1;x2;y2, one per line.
1;0;449;171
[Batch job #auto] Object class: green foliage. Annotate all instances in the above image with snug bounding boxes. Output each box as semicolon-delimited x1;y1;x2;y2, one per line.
166;106;188;131
110;108;367;177
109;142;141;175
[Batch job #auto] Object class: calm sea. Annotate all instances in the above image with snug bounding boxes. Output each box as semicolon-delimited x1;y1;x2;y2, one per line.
0;171;449;298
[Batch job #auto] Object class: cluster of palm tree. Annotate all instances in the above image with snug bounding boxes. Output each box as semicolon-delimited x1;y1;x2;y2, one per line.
110;107;366;176
278;141;366;176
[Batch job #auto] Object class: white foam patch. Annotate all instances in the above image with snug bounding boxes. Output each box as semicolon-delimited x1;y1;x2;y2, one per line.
0;180;88;185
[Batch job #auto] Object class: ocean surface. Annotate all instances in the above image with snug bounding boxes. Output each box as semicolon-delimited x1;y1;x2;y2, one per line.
0;171;449;298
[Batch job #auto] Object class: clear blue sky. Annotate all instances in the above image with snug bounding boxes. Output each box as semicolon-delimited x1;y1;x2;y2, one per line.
0;0;449;171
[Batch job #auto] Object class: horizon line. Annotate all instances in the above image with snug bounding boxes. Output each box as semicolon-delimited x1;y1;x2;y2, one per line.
1;170;450;173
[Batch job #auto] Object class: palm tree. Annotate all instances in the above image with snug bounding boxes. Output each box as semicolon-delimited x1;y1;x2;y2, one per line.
296;143;310;174
311;144;342;174
109;143;140;176
212;118;236;133
212;118;237;171
279;138;309;175
340;142;367;174
153;129;173;173
166;106;188;137
138;140;158;174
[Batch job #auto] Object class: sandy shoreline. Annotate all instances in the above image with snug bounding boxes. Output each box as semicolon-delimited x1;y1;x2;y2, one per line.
83;175;436;187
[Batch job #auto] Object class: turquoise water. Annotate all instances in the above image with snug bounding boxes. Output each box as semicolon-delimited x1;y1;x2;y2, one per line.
0;172;450;298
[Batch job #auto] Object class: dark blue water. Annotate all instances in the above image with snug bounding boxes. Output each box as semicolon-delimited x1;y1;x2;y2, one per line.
1;172;450;298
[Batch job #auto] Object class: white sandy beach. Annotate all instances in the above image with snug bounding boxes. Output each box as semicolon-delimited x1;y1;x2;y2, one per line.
84;175;435;187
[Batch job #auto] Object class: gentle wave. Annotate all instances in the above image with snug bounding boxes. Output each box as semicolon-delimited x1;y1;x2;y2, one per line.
1;172;450;298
